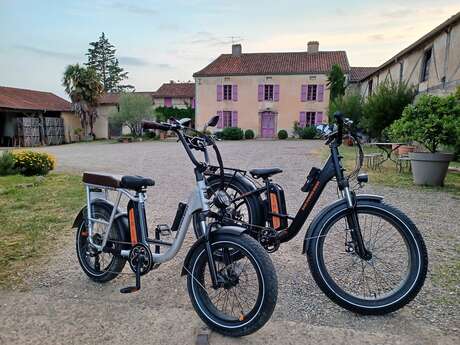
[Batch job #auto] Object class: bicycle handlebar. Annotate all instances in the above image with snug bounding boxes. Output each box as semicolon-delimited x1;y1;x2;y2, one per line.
142;120;205;169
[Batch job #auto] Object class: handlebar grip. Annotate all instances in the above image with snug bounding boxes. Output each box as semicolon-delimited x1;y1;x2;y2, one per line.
142;121;171;131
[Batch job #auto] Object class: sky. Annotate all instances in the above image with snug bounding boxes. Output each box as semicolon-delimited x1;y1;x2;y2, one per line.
0;0;459;98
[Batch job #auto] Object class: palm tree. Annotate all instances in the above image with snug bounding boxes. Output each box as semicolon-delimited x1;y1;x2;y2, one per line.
63;64;103;138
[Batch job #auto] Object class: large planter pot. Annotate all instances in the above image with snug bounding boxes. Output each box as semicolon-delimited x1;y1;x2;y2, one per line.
409;152;454;186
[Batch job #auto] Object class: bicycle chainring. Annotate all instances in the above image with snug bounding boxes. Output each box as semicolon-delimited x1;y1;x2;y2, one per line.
259;228;280;253
128;243;153;276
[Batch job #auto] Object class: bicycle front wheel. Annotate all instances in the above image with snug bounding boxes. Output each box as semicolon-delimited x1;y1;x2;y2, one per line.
307;200;428;315
186;233;277;337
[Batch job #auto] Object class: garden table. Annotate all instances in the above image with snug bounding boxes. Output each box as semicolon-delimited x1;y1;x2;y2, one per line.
366;142;407;167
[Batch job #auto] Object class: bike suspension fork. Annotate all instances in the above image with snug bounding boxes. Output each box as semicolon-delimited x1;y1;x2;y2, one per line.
198;217;220;289
343;187;371;260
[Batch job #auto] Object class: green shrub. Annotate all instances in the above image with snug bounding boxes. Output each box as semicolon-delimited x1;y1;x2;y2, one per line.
293;122;317;139
301;126;317;139
389;94;460;153
215;131;224;139
222;127;244;140
361;81;416;139
278;129;288;139
0;151;17;176
328;92;364;128
244;129;255;139
12;150;55;176
142;131;156;140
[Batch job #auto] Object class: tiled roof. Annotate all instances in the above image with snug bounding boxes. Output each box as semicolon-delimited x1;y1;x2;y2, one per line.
349;67;378;82
153;82;195;98
193;51;350;77
0;86;71;112
361;12;460;81
99;92;156;105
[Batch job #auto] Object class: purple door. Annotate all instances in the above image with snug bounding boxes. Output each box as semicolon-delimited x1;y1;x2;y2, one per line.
261;112;276;138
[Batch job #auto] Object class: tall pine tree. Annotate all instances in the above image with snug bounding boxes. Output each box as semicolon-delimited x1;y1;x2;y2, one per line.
86;32;134;92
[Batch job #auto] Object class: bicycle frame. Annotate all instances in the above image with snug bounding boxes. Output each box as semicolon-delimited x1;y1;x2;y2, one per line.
205;132;369;258
84;172;211;264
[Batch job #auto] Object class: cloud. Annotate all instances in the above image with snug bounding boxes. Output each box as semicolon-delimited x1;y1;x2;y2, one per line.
14;45;80;60
111;2;157;16
118;56;149;66
154;63;173;69
189;32;238;47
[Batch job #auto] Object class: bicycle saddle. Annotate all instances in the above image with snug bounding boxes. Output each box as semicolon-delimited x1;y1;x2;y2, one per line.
249;168;283;179
83;172;155;191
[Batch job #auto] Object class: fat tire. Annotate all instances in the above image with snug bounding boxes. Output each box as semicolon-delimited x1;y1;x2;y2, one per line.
75;203;128;283
194;175;264;238
307;201;428;315
186;233;277;337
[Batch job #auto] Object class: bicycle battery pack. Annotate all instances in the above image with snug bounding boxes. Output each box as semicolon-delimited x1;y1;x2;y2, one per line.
127;200;147;245
268;183;288;231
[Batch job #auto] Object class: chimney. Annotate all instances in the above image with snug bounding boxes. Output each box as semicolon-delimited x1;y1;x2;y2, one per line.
307;41;319;53
169;80;174;84
232;44;242;56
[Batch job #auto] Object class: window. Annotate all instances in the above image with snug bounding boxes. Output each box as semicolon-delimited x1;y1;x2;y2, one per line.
223;85;232;100
306;112;316;126
421;48;432;82
264;85;274;101
307;85;317;101
368;79;373;95
399;62;404;82
164;97;172;107
223;111;233;128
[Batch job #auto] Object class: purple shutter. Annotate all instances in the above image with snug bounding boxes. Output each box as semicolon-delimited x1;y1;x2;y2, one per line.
258;84;264;101
164;97;172;107
217;111;223;128
317;85;324;102
315;111;323;124
231;111;238;127
191;98;195;109
301;85;307;102
217;84;223;101
299;112;306;127
232;85;238;101
273;84;280;101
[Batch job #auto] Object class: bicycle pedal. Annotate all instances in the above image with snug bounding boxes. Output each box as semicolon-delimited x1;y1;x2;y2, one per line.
156;224;171;235
120;286;139;294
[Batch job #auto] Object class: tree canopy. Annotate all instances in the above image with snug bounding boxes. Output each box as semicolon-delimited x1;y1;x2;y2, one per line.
327;64;346;102
63;64;103;137
110;93;154;137
86;32;133;92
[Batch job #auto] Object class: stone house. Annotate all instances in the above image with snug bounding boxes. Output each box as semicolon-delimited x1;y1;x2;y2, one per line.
193;42;350;138
153;82;195;109
355;12;460;97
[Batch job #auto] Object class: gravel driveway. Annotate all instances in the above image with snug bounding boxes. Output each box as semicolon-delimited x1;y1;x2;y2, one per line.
1;140;458;345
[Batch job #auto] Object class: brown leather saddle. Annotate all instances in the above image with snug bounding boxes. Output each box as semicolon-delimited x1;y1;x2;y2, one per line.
83;172;155;191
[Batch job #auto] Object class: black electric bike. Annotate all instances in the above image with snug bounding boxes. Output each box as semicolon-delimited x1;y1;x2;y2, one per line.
73;118;278;337
192;112;428;315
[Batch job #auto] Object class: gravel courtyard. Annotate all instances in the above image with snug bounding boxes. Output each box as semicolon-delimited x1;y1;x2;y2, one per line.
1;140;459;345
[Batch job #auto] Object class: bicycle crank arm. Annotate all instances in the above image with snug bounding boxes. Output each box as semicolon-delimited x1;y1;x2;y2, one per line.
120;256;142;294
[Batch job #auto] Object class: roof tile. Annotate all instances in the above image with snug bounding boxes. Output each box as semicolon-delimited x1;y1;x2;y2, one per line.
0;86;71;111
193;51;350;77
153;82;195;98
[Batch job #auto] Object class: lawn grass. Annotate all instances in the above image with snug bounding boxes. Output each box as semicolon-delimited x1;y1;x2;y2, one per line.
321;144;460;197
0;174;84;286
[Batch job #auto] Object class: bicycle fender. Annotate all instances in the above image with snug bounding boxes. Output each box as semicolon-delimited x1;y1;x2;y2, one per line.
181;225;246;276
301;194;383;254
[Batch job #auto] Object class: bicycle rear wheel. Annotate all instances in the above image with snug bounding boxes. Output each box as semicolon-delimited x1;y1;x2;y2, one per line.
307;200;428;315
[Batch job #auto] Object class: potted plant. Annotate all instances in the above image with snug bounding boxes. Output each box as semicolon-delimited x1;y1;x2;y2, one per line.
389;94;459;186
